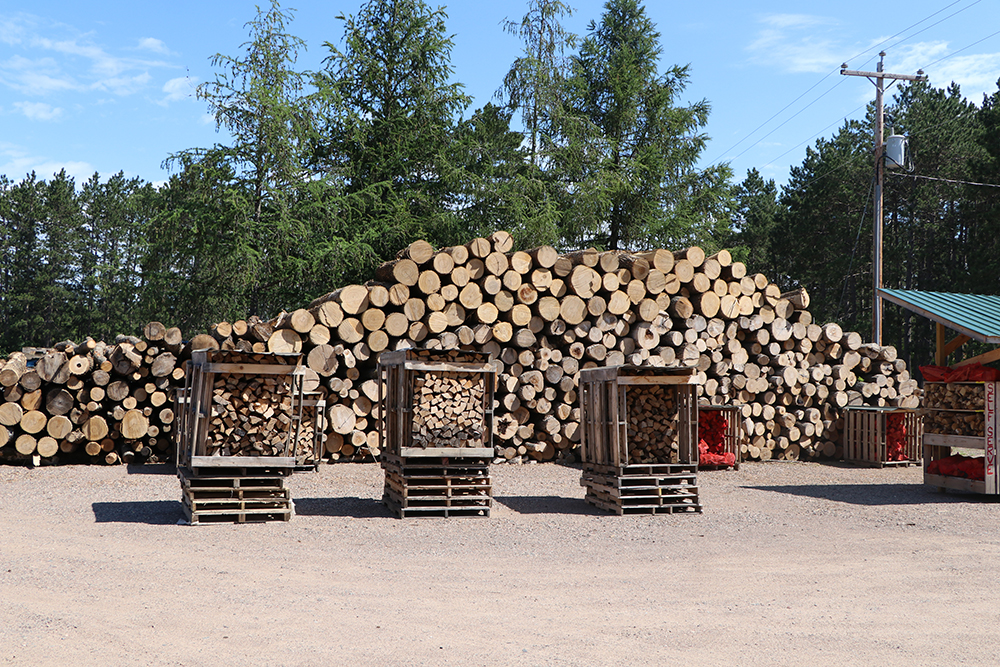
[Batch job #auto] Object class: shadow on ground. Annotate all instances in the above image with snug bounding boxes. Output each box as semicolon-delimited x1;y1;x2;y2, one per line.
293;496;393;518
745;483;1000;506
126;463;178;476
494;494;603;515
92;500;184;524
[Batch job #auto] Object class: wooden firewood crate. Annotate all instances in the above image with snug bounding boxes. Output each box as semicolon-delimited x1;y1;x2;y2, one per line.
922;381;1000;495
176;350;322;472
843;406;922;467
381;453;492;518
578;366;701;514
377;349;495;518
377;349;495;458
697;404;742;470
178;466;292;525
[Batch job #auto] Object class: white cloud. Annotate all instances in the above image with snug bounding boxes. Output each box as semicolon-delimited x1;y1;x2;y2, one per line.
137;37;170;54
0;143;94;182
868;42;1000;102
0;14;174;99
760;14;835;30
200;112;216;126
160;75;196;104
14;100;62;120
748;13;845;74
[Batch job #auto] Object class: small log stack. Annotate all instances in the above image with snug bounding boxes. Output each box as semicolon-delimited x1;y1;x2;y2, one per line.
177;350;321;469
0;335;183;465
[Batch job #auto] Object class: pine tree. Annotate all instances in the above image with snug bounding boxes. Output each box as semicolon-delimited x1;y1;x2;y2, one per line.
313;0;471;252
551;0;731;251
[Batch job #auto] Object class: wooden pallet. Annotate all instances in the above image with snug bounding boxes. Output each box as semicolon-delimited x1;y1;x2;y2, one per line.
583;492;702;515
580;464;702;515
382;491;490;518
180;474;288;492
178;467;292;525
583;462;699;477
381;454;491;518
181;503;293;525
384;471;491;495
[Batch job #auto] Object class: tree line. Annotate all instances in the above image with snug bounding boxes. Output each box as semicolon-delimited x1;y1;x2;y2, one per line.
1;0;999;375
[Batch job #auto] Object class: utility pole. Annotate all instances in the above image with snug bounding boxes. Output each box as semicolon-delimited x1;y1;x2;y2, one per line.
841;52;927;345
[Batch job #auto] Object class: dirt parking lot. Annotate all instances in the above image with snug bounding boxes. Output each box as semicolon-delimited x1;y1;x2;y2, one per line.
2;459;999;666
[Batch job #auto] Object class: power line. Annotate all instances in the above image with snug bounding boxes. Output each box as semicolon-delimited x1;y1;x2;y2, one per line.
765;103;868;172
708;0;981;167
844;0;974;66
888;172;1000;188
921;25;1000;70
725;79;850;165
883;0;983;54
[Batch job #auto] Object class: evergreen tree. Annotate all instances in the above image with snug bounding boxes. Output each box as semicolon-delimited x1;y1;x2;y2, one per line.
553;0;732;251
77;172;158;340
313;0;471;252
447;103;562;248
500;0;577;168
0;171;81;350
166;0;326;316
730;168;783;280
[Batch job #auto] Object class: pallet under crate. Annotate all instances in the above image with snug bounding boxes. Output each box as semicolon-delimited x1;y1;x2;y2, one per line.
580;462;702;515
177;466;293;525
381;453;492;518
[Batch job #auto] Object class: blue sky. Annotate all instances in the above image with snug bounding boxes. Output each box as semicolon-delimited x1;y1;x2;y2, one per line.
2;0;999;189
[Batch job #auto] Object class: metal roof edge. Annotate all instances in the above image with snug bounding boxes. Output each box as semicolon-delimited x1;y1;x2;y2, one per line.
878;288;1000;345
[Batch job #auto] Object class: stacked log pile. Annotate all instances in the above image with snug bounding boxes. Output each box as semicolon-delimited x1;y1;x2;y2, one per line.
206;364;298;457
0;230;919;466
0;332;183;465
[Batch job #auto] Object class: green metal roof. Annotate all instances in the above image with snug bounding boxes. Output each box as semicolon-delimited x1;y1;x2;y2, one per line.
879;288;1000;344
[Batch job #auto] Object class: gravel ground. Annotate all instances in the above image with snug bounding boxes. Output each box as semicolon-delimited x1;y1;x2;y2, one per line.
2;459;1000;666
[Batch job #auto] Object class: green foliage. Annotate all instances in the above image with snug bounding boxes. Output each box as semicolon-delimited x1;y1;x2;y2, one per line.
729;168;782;278
774;119;873;329
313;0;471;250
770;79;1000;369
76;172;158;340
500;0;577;167
551;0;732;251
171;0;313;221
0;171;82;351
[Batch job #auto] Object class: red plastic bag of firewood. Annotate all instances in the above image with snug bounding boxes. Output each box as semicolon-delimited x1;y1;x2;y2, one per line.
920;363;999;383
886;413;907;461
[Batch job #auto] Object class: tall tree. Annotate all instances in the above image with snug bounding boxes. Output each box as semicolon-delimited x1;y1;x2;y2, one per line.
552;0;731;251
0;171;81;351
774;120;873;329
969;79;1000;293
447;102;562;247
729;168;783;280
772;80;993;370
76;172;158;340
312;0;471;251
172;0;312;222
143;154;255;331
500;0;577;167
